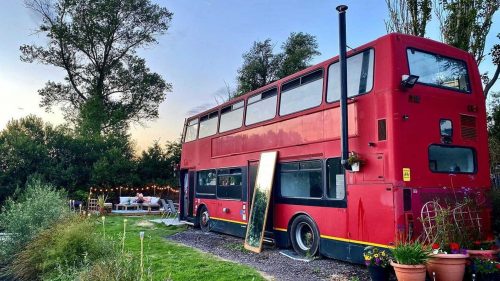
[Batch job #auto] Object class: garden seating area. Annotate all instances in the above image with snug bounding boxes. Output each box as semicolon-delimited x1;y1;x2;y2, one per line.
115;196;161;211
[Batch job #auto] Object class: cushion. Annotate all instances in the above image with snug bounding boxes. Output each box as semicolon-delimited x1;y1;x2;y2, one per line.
119;197;129;204
144;197;151;203
150;197;159;205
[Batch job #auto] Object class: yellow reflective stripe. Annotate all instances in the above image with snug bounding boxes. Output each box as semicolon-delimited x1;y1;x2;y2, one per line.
211;216;247;225
320;234;394;249
273;227;287;232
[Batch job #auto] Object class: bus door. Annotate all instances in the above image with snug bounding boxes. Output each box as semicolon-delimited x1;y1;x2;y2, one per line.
179;170;195;220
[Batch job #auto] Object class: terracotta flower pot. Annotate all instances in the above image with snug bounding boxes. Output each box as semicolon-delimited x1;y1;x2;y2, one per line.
467;249;500;259
390;261;426;281
426;253;468;281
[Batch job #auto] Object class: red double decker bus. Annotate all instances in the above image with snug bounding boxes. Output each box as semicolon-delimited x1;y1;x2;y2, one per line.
178;32;490;263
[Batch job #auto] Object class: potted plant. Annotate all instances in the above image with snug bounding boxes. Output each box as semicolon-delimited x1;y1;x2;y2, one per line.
97;194;108;214
421;200;469;281
390;240;430;281
470;257;500;281
427;242;468;281
347;151;363;172
467;239;499;259
363;246;391;281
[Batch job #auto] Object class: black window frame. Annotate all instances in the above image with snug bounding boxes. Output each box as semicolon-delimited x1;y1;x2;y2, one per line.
195;169;217;198
326;157;346;200
326;48;375;103
245;87;278;126
219;100;245;133
183;118;199;143
279;69;324;116
216;167;243;200
278;159;324;199
427;144;477;174
274;158;347;208
406;48;471;94
198;110;219;139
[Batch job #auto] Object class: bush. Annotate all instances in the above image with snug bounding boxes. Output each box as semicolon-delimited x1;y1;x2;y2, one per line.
11;216;114;281
75;255;148;281
0;179;68;266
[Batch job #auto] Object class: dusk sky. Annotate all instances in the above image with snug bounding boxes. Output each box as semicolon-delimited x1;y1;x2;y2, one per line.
1;0;499;152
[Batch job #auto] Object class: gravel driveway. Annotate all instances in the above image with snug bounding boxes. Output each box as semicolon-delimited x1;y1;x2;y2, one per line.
167;228;371;281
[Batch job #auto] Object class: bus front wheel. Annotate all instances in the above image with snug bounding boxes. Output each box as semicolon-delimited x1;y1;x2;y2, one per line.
198;205;211;232
290;215;320;257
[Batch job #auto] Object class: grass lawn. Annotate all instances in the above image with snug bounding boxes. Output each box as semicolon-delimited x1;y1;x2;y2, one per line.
101;215;265;281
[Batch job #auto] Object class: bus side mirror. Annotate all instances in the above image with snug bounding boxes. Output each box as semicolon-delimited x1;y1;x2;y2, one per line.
401;74;419;89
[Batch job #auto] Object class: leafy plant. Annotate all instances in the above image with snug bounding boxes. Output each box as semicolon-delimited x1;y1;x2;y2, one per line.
347;151;363;166
11;215;114;280
0;179;68;267
471;258;500;274
363;246;391;268
391;240;431;265
97;194;108;209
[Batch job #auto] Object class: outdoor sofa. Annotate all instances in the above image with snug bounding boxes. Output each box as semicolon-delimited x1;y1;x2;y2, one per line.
115;196;161;211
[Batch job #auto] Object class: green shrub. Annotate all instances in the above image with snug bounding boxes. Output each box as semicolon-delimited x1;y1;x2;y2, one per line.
391;240;431;265
11;216;114;281
75;255;149;281
0;179;68;266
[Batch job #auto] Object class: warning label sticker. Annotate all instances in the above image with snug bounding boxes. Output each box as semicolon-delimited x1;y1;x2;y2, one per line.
403;168;411;182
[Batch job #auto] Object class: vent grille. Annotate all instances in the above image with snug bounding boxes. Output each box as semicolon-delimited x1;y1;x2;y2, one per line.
460;115;477;140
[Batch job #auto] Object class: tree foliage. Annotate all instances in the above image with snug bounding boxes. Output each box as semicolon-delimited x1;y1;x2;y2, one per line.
236;32;320;97
21;0;173;135
385;0;432;37
0;115;181;203
488;92;500;172
434;0;498;65
385;0;499;98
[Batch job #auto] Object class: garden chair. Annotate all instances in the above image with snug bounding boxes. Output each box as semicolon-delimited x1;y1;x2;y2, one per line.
160;199;178;220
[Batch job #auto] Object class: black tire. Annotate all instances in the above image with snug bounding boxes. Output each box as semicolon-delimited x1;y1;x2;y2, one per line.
290;215;320;256
198;205;211;233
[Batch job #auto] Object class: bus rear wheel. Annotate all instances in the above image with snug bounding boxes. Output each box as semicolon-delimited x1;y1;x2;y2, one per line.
198;205;211;232
290;215;320;257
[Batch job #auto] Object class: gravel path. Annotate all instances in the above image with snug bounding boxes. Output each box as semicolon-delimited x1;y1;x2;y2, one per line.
167;228;371;281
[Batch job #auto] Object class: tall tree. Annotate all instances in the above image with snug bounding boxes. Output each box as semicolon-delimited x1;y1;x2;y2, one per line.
235;32;320;97
236;39;279;95
21;0;173;135
277;32;321;78
385;0;432;36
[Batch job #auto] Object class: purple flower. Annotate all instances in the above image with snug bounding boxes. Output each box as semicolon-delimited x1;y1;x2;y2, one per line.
376;258;381;264
365;261;371;266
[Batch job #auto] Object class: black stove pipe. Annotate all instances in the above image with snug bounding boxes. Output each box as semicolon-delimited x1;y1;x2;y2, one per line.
336;5;351;170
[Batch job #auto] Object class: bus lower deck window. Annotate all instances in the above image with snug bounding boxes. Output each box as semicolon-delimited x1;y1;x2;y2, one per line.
428;145;475;173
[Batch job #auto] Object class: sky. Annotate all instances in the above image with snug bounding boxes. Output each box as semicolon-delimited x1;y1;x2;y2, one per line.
0;0;499;152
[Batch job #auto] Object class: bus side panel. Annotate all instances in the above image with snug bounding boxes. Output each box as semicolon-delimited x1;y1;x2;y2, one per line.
347;184;395;246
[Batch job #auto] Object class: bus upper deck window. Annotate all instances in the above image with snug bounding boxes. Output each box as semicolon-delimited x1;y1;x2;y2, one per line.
245;88;277;126
407;48;470;93
327;49;374;102
219;101;244;133
198;111;218;138
184;119;199;142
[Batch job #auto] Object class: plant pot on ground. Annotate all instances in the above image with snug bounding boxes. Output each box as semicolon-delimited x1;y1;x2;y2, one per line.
97;194;108;215
390;240;430;281
363;246;391;281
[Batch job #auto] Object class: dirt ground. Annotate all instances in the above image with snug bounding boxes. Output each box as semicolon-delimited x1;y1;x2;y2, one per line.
167;228;373;281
